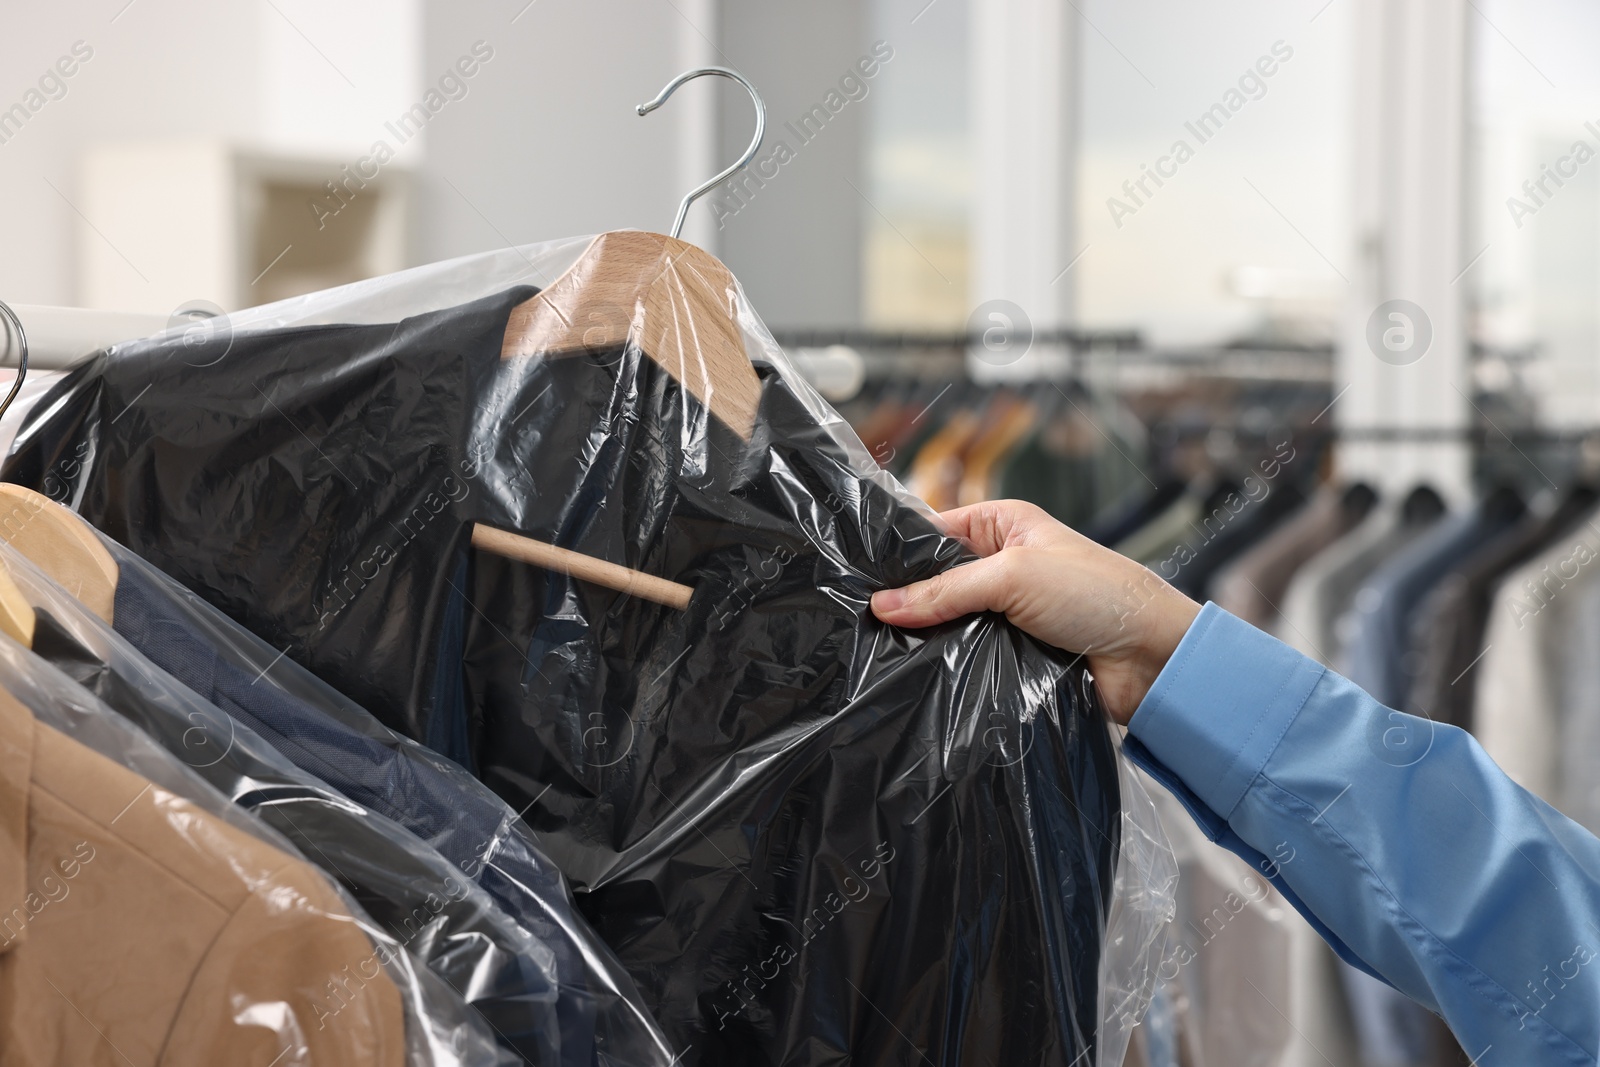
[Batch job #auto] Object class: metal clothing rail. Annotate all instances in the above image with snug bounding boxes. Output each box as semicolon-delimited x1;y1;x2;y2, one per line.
769;327;1145;351
4;312;1586;449
1139;424;1600;446
0;305;168;370
1331;426;1600;445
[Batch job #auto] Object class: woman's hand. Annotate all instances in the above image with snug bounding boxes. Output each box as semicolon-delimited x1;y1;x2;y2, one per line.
870;500;1201;726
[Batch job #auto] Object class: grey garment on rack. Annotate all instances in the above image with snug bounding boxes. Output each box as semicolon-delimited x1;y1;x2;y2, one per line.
1338;970;1436;1067
1279;917;1363;1067
1117;491;1203;568
1278;504;1399;664
1286;492;1447;668
1563;569;1600;833
1140;769;1291;1067
1339;496;1522;708
1272;509;1404;1067
1477;504;1600;816
1212;486;1374;630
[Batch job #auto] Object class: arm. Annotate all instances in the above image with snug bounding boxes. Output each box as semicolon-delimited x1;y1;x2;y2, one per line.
873;501;1600;1065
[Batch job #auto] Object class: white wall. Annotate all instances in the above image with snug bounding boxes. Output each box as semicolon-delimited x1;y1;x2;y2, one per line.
415;0;707;265
416;0;870;329
5;1;874;329
0;2;262;305
259;0;423;161
970;0;1078;337
0;0;417;308
715;1;869;328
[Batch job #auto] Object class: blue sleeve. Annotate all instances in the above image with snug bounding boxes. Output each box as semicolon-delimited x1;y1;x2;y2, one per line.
1124;603;1600;1066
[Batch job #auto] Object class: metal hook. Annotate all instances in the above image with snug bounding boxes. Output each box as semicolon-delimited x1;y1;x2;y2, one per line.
0;301;27;425
637;66;766;240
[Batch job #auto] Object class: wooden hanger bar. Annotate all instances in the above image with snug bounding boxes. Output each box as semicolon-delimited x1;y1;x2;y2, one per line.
471;525;692;610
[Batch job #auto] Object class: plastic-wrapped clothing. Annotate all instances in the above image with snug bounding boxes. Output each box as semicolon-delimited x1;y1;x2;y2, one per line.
0;626;512;1067
0;680;407;1067
105;541;674;1067
4;250;1127;1066
24;605;563;1066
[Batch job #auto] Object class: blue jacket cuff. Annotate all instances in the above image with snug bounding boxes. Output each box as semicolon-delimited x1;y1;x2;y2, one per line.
1127;602;1326;820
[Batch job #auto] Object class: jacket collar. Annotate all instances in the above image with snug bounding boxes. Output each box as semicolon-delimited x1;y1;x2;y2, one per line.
0;686;32;954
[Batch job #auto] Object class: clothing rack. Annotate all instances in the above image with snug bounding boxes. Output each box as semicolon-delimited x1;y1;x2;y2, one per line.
0;305;167;369
781;330;1600;448
769;327;1143;351
3;309;1588;451
1333;426;1600;444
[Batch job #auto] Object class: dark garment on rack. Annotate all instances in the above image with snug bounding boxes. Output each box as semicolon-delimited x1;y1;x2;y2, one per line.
998;403;1148;530
5;287;1122;1067
1080;478;1186;547
1166;479;1309;602
27;609;564;1066
1405;485;1600;731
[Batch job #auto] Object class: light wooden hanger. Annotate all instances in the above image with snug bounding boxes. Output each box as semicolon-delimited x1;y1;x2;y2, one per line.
500;230;760;439
476;67;771;610
0;301;119;644
0;483;119;625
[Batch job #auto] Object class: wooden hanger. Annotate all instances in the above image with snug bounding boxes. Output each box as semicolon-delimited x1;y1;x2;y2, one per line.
477;68;774;610
0;485;119;625
0;559;34;648
500;230;761;440
0;302;99;643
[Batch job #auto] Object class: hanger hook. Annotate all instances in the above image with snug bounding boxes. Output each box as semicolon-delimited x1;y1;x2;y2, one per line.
0;301;27;425
637;66;766;240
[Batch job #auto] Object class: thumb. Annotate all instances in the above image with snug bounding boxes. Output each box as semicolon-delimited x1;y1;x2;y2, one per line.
870;555;1014;628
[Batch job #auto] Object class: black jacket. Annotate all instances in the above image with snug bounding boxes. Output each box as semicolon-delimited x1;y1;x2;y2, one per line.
6;286;1121;1066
